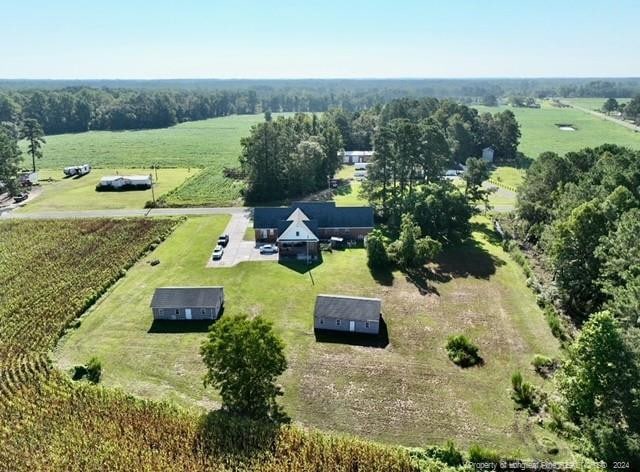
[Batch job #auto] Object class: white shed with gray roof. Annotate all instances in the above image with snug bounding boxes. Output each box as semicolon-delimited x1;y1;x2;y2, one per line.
150;287;224;321
314;294;381;334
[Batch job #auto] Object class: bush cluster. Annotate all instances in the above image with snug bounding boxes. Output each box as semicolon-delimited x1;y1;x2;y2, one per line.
445;335;482;367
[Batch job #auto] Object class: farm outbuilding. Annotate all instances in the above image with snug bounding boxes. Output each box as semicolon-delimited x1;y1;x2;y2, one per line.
341;150;374;164
481;147;495;163
97;175;152;190
150;287;224;321
314;294;381;335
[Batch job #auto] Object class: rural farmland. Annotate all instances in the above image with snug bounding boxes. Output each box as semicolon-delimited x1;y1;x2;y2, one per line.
55;215;563;456
474;101;640;158
2;1;640;466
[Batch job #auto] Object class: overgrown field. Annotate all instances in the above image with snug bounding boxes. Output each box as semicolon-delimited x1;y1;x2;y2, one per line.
0;218;430;471
474;101;640;158
0;218;176;361
56;215;564;457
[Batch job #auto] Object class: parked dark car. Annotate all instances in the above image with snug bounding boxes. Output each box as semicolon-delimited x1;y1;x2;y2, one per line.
13;193;28;203
217;234;229;247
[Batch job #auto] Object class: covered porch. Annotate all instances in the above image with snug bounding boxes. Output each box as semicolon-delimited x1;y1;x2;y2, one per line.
277;240;319;260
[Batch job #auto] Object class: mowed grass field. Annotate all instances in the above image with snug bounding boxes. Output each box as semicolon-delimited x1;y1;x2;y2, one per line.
474;101;640;158
17;168;196;212
562;97;631;111
55;215;562;456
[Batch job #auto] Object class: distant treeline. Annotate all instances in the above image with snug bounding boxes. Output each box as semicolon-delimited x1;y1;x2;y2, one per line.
1;78;639;135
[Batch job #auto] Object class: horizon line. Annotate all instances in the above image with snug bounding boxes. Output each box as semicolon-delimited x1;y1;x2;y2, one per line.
2;76;640;82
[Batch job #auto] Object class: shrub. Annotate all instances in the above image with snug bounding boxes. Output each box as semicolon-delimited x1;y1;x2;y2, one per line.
366;229;390;270
86;357;102;384
446;335;482;367
511;370;537;410
425;440;464;466
543;308;567;341
467;444;500;463
531;354;557;377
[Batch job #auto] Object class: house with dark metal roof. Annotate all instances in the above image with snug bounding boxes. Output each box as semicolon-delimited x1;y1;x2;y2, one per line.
150;287;224;321
314;294;381;335
253;202;374;260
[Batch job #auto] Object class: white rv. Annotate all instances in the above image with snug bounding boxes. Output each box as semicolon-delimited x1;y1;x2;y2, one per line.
98;175;152;190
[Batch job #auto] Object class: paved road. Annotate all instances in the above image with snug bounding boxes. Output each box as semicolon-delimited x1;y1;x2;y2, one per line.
0;206;249;219
561;101;640;133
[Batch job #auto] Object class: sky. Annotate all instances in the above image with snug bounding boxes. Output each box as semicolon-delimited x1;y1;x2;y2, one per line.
1;0;638;79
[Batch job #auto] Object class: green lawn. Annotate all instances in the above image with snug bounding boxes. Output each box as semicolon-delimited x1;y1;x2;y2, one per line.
17;168;194;212
475;101;640;158
490;167;524;190
333;165;368;206
54;215;562;457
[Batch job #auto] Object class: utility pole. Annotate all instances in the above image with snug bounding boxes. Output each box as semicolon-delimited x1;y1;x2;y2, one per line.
150;174;156;207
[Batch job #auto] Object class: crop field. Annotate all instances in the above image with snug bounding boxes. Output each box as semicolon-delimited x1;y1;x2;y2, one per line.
17;168;195;213
25;114;269;170
161;166;245;207
0;218;176;360
0;218;418;471
474;101;640;158
56;215;564;457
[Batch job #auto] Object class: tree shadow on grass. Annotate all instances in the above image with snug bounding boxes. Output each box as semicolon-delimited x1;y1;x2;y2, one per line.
314;317;389;348
405;268;440;296
369;266;394;286
471;221;503;246
196;410;281;461
428;238;506;282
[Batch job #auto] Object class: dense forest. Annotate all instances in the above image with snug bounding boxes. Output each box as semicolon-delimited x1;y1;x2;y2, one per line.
0;78;639;135
511;145;640;465
240;98;519;203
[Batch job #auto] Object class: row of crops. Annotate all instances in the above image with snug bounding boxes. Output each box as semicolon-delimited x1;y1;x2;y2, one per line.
0;218;176;364
0;218;425;471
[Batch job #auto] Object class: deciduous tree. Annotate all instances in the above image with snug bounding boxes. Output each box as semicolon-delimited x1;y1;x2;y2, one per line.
201;315;287;421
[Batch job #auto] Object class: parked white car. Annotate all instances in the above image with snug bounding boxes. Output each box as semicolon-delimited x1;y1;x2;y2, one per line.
259;244;278;254
212;245;224;260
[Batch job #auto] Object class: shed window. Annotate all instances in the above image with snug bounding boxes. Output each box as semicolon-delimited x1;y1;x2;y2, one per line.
296;231;300;236
336;319;341;326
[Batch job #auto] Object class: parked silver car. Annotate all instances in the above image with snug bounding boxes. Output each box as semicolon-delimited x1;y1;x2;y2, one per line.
259;244;278;254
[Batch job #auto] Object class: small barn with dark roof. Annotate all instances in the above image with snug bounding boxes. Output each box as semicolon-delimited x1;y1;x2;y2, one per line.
314;294;381;335
150;287;224;321
253;202;374;259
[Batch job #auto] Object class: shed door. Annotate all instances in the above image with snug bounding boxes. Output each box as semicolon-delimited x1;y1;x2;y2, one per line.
185;308;192;320
349;321;355;332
